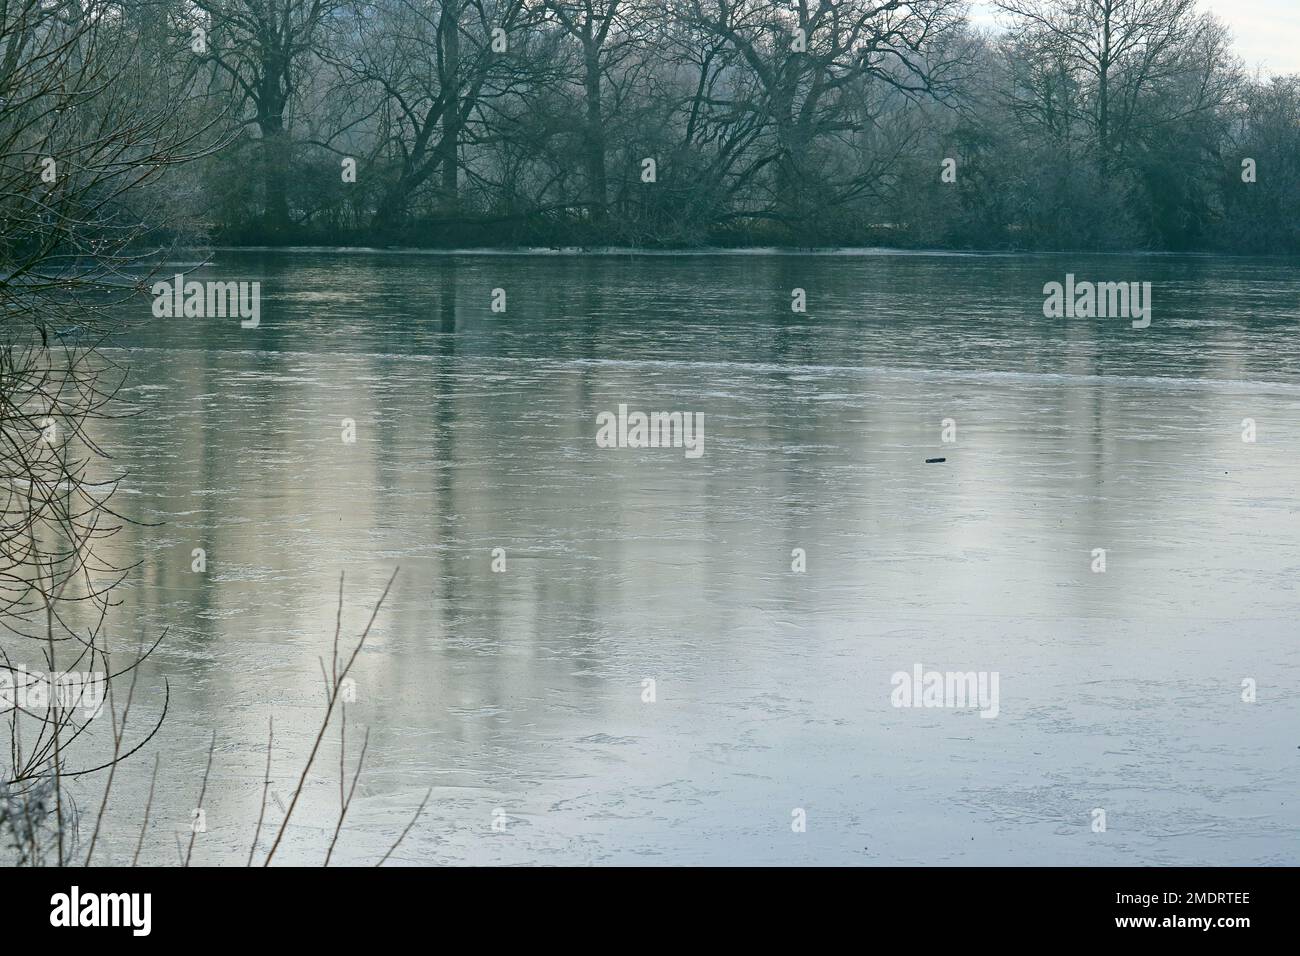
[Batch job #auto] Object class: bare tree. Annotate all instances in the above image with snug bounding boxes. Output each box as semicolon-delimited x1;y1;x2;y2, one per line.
994;0;1236;175
323;0;549;230
1;0;215;864
191;0;343;232
541;0;649;223
669;0;967;233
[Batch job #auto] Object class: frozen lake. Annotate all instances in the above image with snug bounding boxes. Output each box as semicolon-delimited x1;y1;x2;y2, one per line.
83;249;1300;865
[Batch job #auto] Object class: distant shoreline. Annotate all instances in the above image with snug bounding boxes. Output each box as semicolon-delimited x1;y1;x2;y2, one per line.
189;245;1289;260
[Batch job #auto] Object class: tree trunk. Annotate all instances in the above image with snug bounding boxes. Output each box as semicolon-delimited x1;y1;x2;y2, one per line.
440;4;460;208
583;45;607;224
773;88;804;231
1097;4;1112;176
261;120;291;234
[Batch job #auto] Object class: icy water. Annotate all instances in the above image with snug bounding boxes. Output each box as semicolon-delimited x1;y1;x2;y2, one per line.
84;249;1299;865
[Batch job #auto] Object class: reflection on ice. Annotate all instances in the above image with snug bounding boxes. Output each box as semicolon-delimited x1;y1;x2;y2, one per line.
81;250;1300;865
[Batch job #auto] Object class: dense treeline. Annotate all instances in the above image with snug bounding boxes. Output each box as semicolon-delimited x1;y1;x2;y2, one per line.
72;0;1300;249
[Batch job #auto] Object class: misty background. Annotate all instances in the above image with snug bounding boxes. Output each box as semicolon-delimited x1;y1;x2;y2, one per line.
113;0;1300;251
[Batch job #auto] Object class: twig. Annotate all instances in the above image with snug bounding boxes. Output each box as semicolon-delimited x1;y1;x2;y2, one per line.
262;568;398;866
376;788;433;867
247;716;274;867
184;729;216;867
131;753;160;867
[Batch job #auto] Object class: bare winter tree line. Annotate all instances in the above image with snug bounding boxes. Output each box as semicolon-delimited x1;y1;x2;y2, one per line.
150;0;1296;251
5;0;1297;253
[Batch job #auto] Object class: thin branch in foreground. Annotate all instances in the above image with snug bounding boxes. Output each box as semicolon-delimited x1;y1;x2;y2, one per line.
376;787;434;868
262;568;398;867
323;720;369;867
184;730;217;867
246;716;274;867
131;752;160;867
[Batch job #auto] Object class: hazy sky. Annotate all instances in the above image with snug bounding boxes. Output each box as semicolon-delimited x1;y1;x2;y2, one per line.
969;1;1300;76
